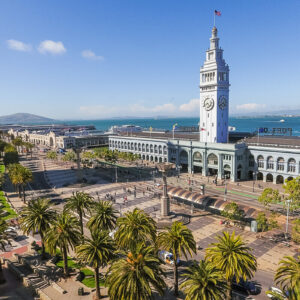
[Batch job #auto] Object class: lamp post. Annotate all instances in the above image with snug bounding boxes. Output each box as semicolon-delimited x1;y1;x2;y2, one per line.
115;166;118;183
156;162;175;218
285;199;292;240
252;171;257;192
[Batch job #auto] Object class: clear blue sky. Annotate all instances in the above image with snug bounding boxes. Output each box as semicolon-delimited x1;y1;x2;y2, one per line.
0;0;299;119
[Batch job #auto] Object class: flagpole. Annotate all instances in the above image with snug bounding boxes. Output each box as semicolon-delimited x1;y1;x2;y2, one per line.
214;11;215;27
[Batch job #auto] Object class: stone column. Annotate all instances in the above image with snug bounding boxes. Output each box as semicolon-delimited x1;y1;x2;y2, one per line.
161;173;170;217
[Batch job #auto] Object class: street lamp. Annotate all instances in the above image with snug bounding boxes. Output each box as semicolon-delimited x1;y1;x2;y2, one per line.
115;166;118;183
252;171;257;192
285;199;292;240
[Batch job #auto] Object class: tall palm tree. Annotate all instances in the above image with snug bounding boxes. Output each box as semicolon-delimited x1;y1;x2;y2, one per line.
106;243;166;300
0;219;11;284
8;164;33;202
206;231;257;300
274;255;300;299
45;209;81;276
180;259;227;300
115;208;157;250
157;221;196;296
65;191;94;236
19;198;56;259
76;230;115;299
87;200;118;232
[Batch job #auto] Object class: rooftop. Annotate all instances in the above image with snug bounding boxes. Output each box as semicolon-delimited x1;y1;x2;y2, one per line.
244;135;300;149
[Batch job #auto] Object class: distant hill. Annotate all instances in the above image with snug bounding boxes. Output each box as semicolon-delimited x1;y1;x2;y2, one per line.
0;113;55;124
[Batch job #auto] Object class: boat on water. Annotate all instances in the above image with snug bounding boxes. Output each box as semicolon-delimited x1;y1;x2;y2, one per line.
279;119;285;123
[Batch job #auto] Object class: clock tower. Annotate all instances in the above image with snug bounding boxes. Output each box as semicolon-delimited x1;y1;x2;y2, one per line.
200;26;230;143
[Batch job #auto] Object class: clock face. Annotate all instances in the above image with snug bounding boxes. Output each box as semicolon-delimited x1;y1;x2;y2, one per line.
202;96;214;111
218;96;227;110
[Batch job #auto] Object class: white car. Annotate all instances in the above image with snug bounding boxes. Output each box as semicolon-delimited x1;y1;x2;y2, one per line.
5;228;17;238
267;287;288;299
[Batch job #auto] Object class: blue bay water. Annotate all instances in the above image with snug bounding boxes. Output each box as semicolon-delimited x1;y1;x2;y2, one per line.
64;116;300;136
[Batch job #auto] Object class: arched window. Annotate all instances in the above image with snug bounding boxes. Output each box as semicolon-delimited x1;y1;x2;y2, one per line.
163;146;167;155
158;145;162;154
207;153;218;165
257;155;264;168
267;156;274;169
146;144;149;152
142;144;145;152
193;152;202;163
150;145;153;153
288;158;296;173
154;145;158;153
277;157;285;171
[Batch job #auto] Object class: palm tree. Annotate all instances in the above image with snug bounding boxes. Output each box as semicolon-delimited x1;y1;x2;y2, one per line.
8;164;33;202
180;259;227;300
106;243;166;300
115;208;157;250
205;231;257;300
87;200;118;232
0;219;11;284
76;230;115;299
274;255;300;299
19;198;56;259
157;221;196;296
45;209;81;276
65;191;94;236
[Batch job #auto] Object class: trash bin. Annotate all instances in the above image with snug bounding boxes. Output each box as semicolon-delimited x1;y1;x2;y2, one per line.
251;220;258;233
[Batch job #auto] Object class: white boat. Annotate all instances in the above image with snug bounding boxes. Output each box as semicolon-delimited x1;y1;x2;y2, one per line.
279;119;285;123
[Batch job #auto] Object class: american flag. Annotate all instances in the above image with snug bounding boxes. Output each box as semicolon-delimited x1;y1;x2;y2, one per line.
215;10;221;16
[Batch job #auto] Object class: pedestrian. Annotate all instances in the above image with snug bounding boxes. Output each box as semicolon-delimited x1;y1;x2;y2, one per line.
143;190;145;196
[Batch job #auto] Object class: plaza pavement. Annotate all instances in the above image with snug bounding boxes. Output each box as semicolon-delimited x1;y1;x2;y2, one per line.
2;155;299;299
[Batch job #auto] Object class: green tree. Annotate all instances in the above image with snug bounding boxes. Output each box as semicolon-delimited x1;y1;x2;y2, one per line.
3;150;19;165
291;218;300;244
180;259;227;300
19;198;56;259
45;209;81;276
76;230;115;299
65;191;94;236
8;164;33;202
0;219;12;284
158;221;196;296
221;202;244;221
115;208;157;251
81;151;95;161
258;188;281;209
87;200;118;232
46;151;57;160
62;150;76;162
0;173;5;189
106;243;166;300
23;142;34;158
0;140;8;158
283;176;300;211
206;231;257;300
274;256;300;299
256;212;269;232
12;137;23;153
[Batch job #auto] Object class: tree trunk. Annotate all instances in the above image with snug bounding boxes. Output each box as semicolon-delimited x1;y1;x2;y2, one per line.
40;232;46;259
227;279;232;300
94;267;101;299
18;185;21;198
173;258;179;296
22;185;26;203
0;259;6;284
79;210;83;237
62;246;69;277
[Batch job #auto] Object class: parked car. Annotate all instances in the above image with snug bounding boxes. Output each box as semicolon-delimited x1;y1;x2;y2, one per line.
232;277;260;295
267;286;288;299
5;227;18;238
158;250;180;265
